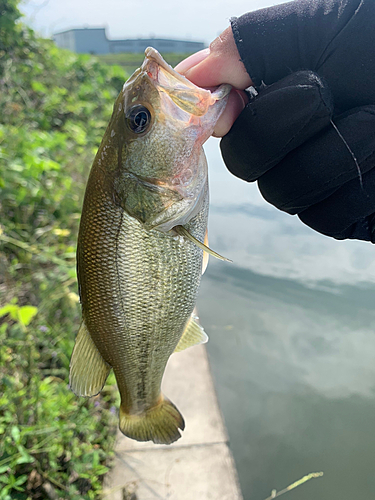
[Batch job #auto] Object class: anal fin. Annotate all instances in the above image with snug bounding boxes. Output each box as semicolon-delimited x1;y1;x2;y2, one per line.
69;320;111;397
174;311;208;353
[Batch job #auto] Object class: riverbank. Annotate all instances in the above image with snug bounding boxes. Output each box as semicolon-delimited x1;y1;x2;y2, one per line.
103;345;243;500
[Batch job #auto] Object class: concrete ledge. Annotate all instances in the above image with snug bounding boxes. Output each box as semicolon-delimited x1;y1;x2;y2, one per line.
103;345;243;500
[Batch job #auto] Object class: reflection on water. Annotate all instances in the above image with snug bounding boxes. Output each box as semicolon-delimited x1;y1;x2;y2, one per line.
199;138;375;500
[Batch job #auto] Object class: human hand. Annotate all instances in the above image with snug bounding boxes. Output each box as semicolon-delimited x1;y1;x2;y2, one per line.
219;69;375;241
177;26;375;242
175;27;252;137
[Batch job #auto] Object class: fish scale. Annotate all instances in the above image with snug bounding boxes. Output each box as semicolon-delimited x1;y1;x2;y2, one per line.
113;199;207;413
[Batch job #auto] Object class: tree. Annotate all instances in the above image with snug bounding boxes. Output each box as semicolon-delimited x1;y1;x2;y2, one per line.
0;0;22;53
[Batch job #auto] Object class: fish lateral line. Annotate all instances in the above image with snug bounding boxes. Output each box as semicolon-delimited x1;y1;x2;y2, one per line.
174;225;232;262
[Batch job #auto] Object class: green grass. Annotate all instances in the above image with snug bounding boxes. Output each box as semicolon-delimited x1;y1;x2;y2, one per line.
0;1;127;498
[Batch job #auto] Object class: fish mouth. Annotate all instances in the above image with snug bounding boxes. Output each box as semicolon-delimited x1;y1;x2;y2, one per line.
143;47;191;88
142;47;231;117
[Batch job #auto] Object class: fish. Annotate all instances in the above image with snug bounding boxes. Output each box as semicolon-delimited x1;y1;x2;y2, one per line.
69;47;231;445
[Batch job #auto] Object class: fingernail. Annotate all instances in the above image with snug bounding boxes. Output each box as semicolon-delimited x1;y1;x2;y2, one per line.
235;89;248;109
175;48;210;74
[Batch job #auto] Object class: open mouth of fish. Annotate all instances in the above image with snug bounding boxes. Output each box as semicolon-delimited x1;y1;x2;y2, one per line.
142;47;232;117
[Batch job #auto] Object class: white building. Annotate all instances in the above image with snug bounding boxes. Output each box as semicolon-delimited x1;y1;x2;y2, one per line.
53;28;204;54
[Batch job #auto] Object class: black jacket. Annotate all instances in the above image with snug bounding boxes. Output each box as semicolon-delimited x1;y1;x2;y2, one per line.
221;0;375;241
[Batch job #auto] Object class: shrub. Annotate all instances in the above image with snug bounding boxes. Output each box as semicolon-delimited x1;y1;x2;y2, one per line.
0;1;127;497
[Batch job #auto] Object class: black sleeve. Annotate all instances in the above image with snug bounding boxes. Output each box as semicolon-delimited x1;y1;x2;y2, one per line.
231;0;375;114
220;0;375;242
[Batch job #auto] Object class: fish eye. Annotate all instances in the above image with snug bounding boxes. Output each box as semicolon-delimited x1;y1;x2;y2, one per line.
126;105;152;134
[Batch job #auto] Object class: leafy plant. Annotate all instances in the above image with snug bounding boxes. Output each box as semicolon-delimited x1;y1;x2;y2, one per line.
0;0;124;497
0;296;119;499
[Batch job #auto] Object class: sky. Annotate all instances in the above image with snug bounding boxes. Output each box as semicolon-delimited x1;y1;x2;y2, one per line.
20;0;286;46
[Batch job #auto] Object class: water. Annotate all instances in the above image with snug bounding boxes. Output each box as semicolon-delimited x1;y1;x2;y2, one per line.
198;138;375;500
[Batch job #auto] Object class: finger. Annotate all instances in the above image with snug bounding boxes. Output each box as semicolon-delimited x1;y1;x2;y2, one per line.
213;89;248;137
174;48;210;73
258;105;375;215
299;161;375;241
220;71;333;182
177;27;253;89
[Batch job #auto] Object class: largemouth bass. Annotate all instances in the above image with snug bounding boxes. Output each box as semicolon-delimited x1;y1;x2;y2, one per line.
69;48;231;444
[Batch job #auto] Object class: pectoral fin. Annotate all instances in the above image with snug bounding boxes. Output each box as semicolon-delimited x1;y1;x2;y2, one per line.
69;320;111;397
174;312;208;353
174;225;232;262
202;230;209;275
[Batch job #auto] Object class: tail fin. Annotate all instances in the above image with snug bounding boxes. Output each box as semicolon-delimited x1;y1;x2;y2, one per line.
119;395;185;445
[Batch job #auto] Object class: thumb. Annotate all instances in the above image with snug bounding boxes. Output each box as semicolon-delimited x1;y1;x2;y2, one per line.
176;27;252;90
175;27;251;136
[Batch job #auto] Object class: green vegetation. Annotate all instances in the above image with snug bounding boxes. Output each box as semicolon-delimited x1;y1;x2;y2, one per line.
0;1;127;498
97;52;192;76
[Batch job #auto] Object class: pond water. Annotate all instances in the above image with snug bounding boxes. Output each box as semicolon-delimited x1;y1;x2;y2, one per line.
198;138;375;500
